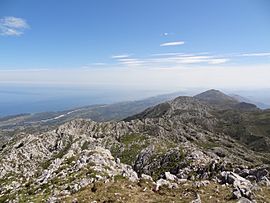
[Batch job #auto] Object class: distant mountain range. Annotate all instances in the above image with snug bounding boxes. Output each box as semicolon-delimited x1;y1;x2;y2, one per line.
0;89;268;144
229;93;270;109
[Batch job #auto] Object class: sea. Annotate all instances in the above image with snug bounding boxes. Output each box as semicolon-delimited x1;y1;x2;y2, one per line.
0;84;163;117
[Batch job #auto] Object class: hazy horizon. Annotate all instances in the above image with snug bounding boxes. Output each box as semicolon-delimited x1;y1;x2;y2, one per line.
0;84;270;117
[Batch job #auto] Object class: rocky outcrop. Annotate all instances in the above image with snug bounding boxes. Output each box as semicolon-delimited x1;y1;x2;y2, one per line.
220;171;261;200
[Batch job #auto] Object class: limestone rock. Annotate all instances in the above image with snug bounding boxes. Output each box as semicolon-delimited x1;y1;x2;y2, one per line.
164;171;177;181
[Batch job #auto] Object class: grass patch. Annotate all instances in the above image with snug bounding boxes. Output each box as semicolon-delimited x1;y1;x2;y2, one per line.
196;141;220;150
120;133;147;145
110;133;150;165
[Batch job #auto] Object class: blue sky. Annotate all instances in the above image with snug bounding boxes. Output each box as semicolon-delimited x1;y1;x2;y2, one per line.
0;0;270;90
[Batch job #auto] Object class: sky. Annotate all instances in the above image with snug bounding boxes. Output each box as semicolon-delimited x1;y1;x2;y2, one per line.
0;0;270;91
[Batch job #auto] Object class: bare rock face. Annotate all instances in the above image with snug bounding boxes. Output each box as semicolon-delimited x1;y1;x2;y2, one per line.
0;127;140;201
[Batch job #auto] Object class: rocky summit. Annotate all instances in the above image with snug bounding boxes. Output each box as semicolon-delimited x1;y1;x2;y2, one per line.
0;90;270;202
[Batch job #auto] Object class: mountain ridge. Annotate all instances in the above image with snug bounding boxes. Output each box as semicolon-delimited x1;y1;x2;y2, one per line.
0;89;270;202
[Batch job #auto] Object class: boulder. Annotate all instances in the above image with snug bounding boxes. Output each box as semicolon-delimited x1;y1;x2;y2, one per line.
245;175;257;182
141;174;153;181
239;169;250;178
220;171;253;200
249;168;269;181
164;171;177;181
155;178;178;191
220;171;252;187
155;179;171;191
233;188;242;199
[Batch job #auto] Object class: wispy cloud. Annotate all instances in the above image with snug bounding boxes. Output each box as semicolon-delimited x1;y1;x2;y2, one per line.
208;58;230;64
117;58;144;66
165;55;229;65
0;16;29;36
111;54;131;59
160;41;185;47
240;52;270;57
151;52;184;57
111;54;144;66
111;52;229;68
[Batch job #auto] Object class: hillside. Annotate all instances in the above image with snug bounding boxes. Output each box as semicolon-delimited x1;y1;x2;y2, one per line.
0;92;182;147
0;90;270;202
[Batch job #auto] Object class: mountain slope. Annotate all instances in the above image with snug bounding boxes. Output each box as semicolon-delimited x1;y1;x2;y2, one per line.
0;90;270;202
194;89;239;109
0;92;182;147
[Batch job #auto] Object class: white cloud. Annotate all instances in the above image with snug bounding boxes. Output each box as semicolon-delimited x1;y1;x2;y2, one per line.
111;52;229;67
1;17;28;28
111;54;130;59
169;55;229;65
240;52;270;57
151;52;184;57
160;41;185;47
117;58;144;66
111;54;144;67
208;58;230;64
0;16;29;36
176;55;213;64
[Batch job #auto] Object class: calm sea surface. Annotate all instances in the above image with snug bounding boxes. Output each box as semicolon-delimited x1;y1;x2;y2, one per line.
0;85;162;117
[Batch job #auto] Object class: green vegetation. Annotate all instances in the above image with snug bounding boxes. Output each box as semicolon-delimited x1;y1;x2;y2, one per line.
81;141;89;150
111;133;150;165
151;149;185;180
214;109;270;154
41;136;73;170
65;156;77;165
118;144;144;165
120;133;147;145
113;174;127;181
196;140;220;150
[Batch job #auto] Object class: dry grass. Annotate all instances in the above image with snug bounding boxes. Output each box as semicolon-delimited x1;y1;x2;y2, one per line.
63;179;237;203
254;186;270;203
